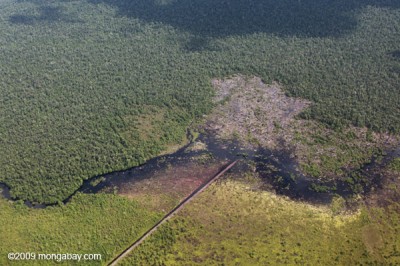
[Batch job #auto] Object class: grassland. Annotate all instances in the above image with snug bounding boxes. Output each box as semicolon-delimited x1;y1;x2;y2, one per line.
0;192;161;265
0;0;400;203
121;178;400;265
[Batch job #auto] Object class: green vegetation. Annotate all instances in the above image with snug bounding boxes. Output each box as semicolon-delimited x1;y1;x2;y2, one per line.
89;176;105;187
330;196;346;215
310;183;334;193
1;1;399;265
390;158;400;172
121;179;400;265
0;0;399;203
0;193;161;265
294;123;389;179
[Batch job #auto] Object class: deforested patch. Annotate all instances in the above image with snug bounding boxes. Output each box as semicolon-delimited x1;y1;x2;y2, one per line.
206;75;399;183
207;75;310;149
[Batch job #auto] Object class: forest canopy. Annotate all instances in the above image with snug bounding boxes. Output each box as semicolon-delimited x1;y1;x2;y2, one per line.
0;0;399;203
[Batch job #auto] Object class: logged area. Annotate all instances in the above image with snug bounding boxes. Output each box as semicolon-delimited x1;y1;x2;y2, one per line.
0;0;400;265
0;0;400;203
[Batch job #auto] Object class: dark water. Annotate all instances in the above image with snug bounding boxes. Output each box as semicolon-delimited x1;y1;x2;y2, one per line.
0;183;11;199
0;133;247;208
1;131;399;208
254;150;362;204
255;144;400;204
0;183;47;209
77;134;247;194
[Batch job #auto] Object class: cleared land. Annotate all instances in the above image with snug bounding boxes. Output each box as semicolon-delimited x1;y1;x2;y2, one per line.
207;75;399;181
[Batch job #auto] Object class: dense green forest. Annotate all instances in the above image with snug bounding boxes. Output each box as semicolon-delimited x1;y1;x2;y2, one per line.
0;0;399;203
